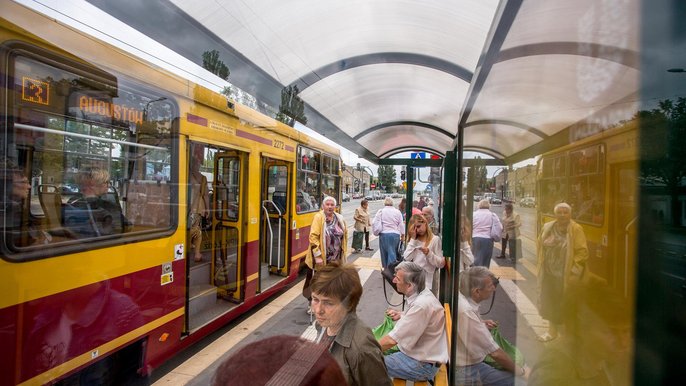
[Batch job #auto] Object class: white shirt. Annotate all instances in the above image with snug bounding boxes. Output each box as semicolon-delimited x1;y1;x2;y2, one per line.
403;236;444;291
375;206;405;235
472;208;500;239
389;289;449;364
456;292;500;366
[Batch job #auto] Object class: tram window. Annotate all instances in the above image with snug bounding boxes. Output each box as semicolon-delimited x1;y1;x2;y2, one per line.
322;155;341;205
216;156;240;221
569;146;605;225
296;146;322;213
1;54;176;259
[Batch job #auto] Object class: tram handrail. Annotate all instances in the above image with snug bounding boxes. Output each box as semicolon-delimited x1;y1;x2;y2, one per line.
261;200;283;269
625;216;638;297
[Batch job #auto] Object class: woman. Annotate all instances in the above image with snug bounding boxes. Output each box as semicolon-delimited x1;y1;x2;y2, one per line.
352;199;373;253
303;196;348;310
471;199;502;267
499;203;522;262
372;197;405;268
459;202;474;271
536;202;588;342
310;262;392;386
403;214;444;295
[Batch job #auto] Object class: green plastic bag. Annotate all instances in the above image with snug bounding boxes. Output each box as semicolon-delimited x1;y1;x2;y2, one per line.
484;326;525;369
372;314;399;354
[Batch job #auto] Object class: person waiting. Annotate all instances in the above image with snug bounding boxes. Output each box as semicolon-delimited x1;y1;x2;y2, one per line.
64;168;125;238
455;266;529;385
377;261;449;382
372;197;404;269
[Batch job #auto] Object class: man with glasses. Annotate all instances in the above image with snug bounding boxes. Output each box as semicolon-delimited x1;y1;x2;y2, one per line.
377;261;448;382
455;266;529;385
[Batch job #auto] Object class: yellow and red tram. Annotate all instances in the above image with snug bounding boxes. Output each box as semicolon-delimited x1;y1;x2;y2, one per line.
0;5;340;385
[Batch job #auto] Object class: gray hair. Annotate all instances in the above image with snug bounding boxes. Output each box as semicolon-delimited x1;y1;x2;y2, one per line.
459;266;497;297
395;261;425;293
322;196;337;207
478;199;491;209
554;202;571;214
384;197;394;206
421;206;434;217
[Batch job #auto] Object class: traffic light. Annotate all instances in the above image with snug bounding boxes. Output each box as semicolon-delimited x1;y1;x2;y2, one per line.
400;169;406;180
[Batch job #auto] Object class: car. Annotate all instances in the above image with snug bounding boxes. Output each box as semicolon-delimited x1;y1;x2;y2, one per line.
520;197;536;208
490;197;502;205
342;193;350;202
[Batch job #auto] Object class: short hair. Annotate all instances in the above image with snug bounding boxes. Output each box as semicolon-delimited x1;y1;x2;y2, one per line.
554;202;572;214
421;206;434;217
395;261;425;293
478;199;491;209
310;262;363;313
212;335;346;386
384;196;394;206
361;199;368;206
75;168;110;186
459;266;498;297
322;195;337;207
504;203;513;211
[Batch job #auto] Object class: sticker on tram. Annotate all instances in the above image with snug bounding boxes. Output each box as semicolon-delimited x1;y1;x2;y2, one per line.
174;243;185;260
161;262;174;286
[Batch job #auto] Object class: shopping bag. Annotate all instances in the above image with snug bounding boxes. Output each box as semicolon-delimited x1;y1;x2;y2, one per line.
352;230;364;250
372;314;399;354
484;326;525;369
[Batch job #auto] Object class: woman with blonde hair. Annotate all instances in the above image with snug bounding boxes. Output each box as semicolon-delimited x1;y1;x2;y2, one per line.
403;214;444;294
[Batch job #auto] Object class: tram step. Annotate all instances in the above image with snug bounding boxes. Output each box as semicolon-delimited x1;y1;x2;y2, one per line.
189;284;218;317
189;260;211;286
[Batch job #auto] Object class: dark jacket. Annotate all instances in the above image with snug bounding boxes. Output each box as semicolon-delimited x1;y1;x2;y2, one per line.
329;313;392;386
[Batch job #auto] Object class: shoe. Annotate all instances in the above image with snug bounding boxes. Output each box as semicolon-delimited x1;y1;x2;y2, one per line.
497;255;506;259
352;249;361;253
536;333;556;342
366;248;374;251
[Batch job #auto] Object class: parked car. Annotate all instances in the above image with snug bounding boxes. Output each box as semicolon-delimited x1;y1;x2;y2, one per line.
490;197;502;205
520;197;536;208
342;193;350;202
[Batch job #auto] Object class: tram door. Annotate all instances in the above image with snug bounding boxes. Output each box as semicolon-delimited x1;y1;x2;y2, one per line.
259;157;291;292
609;161;638;297
187;143;245;331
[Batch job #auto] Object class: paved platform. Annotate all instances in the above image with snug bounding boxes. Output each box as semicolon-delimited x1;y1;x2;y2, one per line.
151;236;545;386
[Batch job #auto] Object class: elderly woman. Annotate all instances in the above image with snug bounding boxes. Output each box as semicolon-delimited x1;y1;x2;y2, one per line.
372;197;405;268
352;199;373;253
310;262;392;386
303;196;348;310
536;202;588;342
499;203;522;262
471;199;502;268
403;214;444;295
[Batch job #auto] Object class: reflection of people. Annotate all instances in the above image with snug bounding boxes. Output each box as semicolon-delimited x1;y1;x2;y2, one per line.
498;203;522;262
310;262;392;386
303;196;348;311
352;199;373;253
472;199;502;267
421;206;439;235
212;335;347;386
403;214;444;295
372;197;405;268
65;168;125;237
189;145;209;262
455;267;528;385
536;203;588;342
460;200;475;271
378;262;449;382
529;287;630;386
296;179;312;212
1;159;30;229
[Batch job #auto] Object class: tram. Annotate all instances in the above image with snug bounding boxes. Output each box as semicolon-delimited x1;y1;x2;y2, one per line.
0;7;340;385
536;121;638;297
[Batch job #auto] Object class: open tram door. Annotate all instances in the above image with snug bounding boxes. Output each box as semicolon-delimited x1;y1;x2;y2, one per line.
259;156;291;291
186;142;246;331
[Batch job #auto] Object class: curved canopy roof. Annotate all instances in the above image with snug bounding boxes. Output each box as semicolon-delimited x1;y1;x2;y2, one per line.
86;0;640;164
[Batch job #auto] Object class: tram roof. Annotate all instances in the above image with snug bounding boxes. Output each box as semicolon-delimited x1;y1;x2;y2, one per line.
85;0;640;165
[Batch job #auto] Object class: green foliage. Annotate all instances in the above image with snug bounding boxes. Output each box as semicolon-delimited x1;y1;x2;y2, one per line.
377;165;396;192
201;50;230;81
472;157;489;192
276;85;307;127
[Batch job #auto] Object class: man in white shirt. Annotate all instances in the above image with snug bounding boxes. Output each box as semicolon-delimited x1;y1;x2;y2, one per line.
378;262;448;381
455;266;529;385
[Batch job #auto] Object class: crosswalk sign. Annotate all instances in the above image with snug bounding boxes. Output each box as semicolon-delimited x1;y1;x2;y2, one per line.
411;152;426;159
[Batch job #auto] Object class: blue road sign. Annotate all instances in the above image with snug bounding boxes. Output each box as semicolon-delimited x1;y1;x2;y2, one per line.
411;152;426;159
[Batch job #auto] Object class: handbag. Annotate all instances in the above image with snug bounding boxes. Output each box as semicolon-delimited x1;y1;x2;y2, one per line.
484;326;525;369
490;213;502;242
372;314;400;354
397;239;405;256
381;259;402;294
372;209;383;236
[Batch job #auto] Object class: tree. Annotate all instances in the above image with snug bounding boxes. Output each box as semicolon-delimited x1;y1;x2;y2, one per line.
275;85;307;127
639;97;686;226
471;157;489;192
377;165;396;192
201;50;230;81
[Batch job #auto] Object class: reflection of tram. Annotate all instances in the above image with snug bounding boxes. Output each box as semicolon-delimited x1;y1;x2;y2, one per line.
0;6;340;385
537;122;638;296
